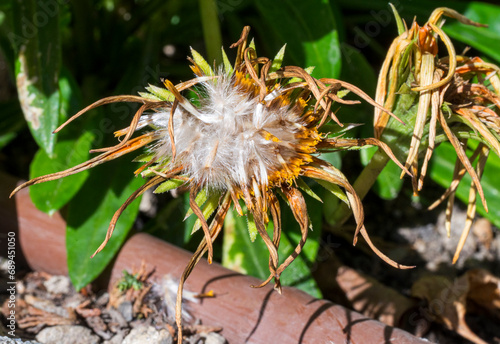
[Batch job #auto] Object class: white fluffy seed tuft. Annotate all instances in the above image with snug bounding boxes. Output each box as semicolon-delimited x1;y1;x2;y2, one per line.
148;74;308;189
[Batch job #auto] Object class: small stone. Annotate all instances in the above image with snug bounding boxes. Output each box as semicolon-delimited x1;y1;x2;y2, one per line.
122;325;173;344
43;276;72;295
36;325;100;344
95;292;110;307
204;332;227;344
0;336;42;344
103;332;126;344
104;308;128;333
117;301;133;322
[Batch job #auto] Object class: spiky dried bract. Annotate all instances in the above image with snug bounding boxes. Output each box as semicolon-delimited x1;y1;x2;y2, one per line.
11;26;410;342
375;8;500;263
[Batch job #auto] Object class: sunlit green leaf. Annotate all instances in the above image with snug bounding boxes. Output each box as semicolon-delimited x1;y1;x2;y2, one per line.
10;0;61;156
191;191;222;234
154;178;185;194
444;2;500;64
190;47;214;76
67;160;144;290
29;132;93;215
255;0;341;79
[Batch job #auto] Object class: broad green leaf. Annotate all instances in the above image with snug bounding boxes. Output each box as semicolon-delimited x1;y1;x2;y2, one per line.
319;151;342;169
29;69;90;214
430;142;500;229
337;44;376;127
335;0;467;20
10;0;61;157
278;196;322;298
255;0;341;79
371;83;419;201
29;132;94;215
223;207;269;279
66;160;144;290
444;2;500;64
222;189;323;298
142;196;190;248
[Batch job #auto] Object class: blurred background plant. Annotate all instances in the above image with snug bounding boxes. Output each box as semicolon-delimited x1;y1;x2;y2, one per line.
2;1;500;341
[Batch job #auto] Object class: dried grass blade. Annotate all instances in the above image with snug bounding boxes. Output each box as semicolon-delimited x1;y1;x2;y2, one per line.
175;192;231;344
53;95;148;133
401;52;434;188
189;186;214;264
418;71;442;190
440;111;488;211
276;186;309;276
10;133;157;198
452;145;489;264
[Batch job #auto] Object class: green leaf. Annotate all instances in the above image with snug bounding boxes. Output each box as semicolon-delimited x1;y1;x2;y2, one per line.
190;47;214;76
390;3;405;35
222;189;323;298
29;67;89;214
191;191;222;234
444;2;500;64
246;211;258;242
337;44;376;127
297;177;322;203
10;0;62;157
255;0;341;79
221;47;234;75
430;142;500;229
360;146;404;200
269;44;287;73
29;132;94;215
314;178;348;204
154;178;185;194
278;196;322;298
223;207;269;278
66;160;144;290
144;84;175;102
184;188;208;219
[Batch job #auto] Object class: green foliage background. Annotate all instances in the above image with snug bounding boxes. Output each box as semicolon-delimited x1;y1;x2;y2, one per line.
1;0;500;296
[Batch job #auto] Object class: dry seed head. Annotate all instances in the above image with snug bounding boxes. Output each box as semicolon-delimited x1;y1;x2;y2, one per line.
150;70;319;190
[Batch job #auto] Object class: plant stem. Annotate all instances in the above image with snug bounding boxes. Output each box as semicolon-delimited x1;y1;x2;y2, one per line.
330;147;391;228
199;0;222;65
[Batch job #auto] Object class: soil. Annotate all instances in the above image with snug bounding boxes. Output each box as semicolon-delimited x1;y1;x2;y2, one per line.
0;266;226;344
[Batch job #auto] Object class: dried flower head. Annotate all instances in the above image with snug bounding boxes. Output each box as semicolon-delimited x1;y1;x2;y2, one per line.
11;27;411;340
374;7;500;263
